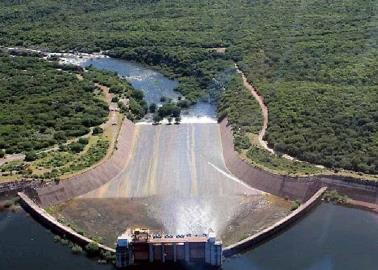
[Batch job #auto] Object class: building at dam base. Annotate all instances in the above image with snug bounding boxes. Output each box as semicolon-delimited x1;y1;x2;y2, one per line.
116;229;222;268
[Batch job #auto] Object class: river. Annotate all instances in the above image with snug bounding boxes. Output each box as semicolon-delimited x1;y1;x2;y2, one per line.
81;57;218;123
1;203;377;270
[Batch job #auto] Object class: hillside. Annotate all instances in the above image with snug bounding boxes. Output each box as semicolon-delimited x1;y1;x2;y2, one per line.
0;0;377;174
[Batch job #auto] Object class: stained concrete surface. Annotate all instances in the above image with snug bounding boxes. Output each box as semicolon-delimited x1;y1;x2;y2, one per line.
56;124;290;246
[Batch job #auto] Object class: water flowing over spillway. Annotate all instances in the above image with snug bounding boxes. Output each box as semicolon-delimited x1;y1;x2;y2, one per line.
78;124;266;236
56;57;290;246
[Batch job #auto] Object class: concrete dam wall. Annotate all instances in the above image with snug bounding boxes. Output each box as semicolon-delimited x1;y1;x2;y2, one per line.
219;118;378;204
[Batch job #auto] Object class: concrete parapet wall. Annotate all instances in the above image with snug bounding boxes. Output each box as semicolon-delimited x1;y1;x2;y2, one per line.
219;118;378;204
223;187;327;257
34;119;135;207
18;192;115;254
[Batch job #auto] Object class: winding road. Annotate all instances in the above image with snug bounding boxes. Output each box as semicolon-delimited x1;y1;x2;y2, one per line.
235;64;273;154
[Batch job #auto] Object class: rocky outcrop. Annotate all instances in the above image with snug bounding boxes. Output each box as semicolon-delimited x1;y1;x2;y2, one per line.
0;179;47;197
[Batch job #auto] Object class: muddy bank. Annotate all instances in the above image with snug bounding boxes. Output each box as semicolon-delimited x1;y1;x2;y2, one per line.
219;118;378;204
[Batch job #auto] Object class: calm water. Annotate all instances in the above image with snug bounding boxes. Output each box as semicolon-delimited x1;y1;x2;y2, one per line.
1;203;377;270
81;57;217;121
0;209;112;270
82;57;180;105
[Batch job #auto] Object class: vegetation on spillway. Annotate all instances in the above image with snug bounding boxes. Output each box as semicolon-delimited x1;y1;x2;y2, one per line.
0;51;146;181
0;0;377;175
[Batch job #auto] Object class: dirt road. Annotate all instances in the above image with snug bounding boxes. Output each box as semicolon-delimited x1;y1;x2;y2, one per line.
235;64;273;154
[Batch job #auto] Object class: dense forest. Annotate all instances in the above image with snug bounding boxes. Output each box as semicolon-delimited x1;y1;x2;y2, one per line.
0;51;108;155
0;0;377;174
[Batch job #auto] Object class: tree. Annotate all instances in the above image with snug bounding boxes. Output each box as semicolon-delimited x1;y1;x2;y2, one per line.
85;242;99;257
25;151;37;162
78;137;89;145
153;114;162;125
149;103;157;113
92;126;103;135
69;143;85;153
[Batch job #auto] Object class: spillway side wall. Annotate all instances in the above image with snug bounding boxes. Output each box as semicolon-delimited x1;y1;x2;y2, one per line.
33;119;136;207
219;118;378;203
18;192;115;253
222;187;327;257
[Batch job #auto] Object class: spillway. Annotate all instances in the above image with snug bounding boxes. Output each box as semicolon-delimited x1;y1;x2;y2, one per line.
57;123;289;246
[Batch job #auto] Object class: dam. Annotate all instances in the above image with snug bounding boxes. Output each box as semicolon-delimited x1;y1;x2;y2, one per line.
36;56;290;247
3;54;377;270
115;229;222;267
56;122;289;246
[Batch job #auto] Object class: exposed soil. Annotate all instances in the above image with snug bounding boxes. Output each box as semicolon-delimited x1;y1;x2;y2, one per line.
54;194;290;247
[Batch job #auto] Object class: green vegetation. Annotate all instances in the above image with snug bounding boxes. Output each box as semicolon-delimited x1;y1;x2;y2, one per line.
33;137;109;178
0;161;26;174
0;0;377;174
246;147;323;176
0;51;107;154
71;244;83;255
53;234;112;262
218;75;262;151
83;67;147;120
323;190;349;204
290;200;301;211
152;101;183;124
85;242;100;257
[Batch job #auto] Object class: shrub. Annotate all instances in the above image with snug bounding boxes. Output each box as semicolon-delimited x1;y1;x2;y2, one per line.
71;244;83;254
92;126;103;135
85;242;100;257
53;235;61;242
25;151;37;162
153;114;162;125
149;103;157;113
0;150;4;158
290;200;301;211
323;190;349;204
69;143;85;153
78;138;89;145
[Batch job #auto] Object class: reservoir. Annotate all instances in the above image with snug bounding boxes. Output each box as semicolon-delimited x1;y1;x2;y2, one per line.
1;203;377;270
